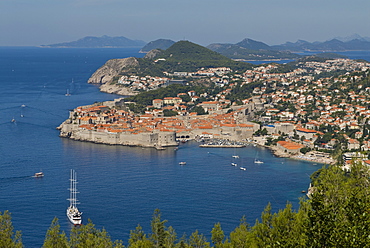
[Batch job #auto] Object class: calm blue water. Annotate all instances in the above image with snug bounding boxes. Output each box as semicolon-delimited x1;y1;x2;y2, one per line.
2;47;366;247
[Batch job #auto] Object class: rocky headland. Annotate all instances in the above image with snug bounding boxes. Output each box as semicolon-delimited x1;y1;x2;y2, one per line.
88;57;140;95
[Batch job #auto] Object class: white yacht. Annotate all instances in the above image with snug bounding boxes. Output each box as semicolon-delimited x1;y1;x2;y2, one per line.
67;169;82;225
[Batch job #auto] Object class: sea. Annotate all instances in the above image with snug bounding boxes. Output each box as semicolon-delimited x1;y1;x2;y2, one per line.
0;47;369;247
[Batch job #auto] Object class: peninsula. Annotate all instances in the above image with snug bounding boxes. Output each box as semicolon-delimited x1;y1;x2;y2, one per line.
59;40;370;165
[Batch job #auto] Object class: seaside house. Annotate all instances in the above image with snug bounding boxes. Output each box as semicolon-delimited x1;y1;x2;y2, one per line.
276;140;304;154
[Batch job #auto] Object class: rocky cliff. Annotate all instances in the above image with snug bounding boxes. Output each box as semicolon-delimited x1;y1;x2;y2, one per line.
88;57;139;95
88;57;139;84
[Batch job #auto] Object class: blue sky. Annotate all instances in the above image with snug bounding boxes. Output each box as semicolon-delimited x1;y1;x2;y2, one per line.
1;0;369;46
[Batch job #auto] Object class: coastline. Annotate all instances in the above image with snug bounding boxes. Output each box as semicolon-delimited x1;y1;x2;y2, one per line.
265;144;334;165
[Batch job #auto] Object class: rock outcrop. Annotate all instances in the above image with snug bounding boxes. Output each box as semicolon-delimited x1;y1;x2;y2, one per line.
87;57;140;95
88;57;139;85
144;49;162;59
99;83;138;95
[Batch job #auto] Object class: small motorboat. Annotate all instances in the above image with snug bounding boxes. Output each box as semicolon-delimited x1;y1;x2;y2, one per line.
231;163;237;166
33;172;44;178
240;167;247;171
179;162;186;165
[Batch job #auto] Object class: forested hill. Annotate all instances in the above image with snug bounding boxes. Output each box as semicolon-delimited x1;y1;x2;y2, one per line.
207;38;301;60
139;39;175;53
88;40;254;86
146;40;253;73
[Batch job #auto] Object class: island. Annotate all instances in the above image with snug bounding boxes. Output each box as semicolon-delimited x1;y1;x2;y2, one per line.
40;35;146;48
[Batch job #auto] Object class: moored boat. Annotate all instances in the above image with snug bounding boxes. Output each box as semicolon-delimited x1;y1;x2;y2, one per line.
67;169;82;225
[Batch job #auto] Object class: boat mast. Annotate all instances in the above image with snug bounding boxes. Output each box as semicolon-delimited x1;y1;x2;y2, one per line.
69;169;79;208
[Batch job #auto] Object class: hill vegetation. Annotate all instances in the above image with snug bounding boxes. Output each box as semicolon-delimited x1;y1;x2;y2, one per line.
207;38;300;60
115;41;253;79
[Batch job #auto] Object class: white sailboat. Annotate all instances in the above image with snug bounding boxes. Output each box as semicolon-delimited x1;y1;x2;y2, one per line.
65;79;73;96
67;169;82;225
254;151;264;164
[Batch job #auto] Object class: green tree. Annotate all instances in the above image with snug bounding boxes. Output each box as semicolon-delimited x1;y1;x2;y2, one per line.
42;217;69;248
163;109;178;116
151;209;169;248
69;219;123;248
179;94;191;103
191;106;207;115
252;203;273;247
229;216;254;248
308;162;370;247
188;230;210;248
128;224;152;248
0;211;23;248
164;226;177;248
175;234;189;248
211;223;224;248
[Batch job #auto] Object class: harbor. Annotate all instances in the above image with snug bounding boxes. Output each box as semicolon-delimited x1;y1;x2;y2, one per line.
199;139;247;148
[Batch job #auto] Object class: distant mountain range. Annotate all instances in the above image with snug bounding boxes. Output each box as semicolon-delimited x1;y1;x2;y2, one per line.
206;39;300;60
140;36;370;61
41;35;146;48
41;34;370;60
272;38;370;52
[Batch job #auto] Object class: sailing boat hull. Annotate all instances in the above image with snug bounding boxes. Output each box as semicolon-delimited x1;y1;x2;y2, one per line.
67;207;82;225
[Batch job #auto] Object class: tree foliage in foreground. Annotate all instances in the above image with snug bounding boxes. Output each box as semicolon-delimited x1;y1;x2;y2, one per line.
3;160;370;247
0;210;23;248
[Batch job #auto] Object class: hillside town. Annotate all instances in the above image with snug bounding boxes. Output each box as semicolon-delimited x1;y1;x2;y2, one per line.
59;58;370;165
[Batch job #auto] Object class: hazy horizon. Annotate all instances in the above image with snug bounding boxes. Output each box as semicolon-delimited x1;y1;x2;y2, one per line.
1;0;369;47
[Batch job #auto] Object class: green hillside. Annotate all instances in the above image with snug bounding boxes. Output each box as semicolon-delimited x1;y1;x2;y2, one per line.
117;40;253;78
149;40;253;72
140;39;175;52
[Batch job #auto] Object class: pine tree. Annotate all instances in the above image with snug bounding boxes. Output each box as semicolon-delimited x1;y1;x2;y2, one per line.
211;223;224;247
42;217;69;248
0;210;23;248
150;209;169;248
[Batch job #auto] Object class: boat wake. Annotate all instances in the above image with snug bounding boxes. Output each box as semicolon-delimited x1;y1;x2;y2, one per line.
0;175;35;183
